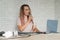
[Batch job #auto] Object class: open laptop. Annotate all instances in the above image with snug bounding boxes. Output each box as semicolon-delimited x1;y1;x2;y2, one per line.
47;20;58;33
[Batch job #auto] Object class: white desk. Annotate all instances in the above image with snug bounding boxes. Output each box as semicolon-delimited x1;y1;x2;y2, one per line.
0;33;60;40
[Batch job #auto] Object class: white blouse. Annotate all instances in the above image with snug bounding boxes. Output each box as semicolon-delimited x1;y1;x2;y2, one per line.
17;17;33;32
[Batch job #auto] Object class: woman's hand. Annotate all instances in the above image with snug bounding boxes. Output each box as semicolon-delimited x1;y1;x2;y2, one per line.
28;15;33;23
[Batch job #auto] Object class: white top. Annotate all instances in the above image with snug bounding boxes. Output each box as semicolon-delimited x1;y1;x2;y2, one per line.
17;17;33;32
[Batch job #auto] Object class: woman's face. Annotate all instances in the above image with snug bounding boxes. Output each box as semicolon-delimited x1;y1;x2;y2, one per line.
24;6;30;16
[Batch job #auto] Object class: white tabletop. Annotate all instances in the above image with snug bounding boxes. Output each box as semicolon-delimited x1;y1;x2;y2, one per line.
0;33;60;40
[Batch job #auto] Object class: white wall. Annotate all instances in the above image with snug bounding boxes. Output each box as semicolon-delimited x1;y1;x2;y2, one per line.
0;0;55;32
31;0;55;32
0;0;18;32
55;0;60;32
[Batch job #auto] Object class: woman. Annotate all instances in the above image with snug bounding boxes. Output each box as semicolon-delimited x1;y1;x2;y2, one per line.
17;4;39;32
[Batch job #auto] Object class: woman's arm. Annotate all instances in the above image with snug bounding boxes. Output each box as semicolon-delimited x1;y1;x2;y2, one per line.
18;21;30;32
18;16;32;32
32;25;40;32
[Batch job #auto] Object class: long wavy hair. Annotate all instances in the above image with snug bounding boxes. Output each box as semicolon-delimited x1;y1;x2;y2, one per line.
19;4;33;26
